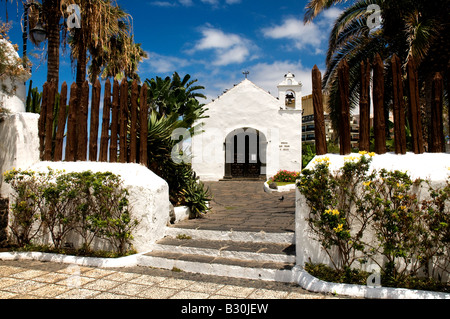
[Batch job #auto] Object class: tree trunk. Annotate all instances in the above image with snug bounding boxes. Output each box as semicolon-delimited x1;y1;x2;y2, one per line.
430;72;444;152
391;54;406;154
407;58;424;154
119;79;128;163
89;79;101;161
110;80;120;162
359;59;371;152
65;83;78;162
100;79;112;162
338;59;351;155
139;83;148;166
54;82;68;161
373;54;386;154
312;65;327;155
130;80;138;163
43;0;61;87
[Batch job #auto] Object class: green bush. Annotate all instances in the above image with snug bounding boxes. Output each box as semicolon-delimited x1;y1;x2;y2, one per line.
297;153;450;289
3;168;138;256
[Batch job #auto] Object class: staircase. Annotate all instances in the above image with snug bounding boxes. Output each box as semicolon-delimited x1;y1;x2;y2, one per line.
138;226;297;283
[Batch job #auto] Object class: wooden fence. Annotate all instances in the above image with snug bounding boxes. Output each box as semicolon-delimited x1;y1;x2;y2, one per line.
39;78;149;164
312;53;448;156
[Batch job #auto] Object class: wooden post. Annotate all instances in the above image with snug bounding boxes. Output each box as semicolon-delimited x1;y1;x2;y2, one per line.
100;79;111;162
139;83;148;165
65;83;78;162
119;79;128;163
338;59;351;155
407;58;424;154
373;54;386;154
359;59;371;152
430;72;444;152
38;82;49;160
54;82;68;161
391;54;407;154
77;81;89;161
44;81;56;161
129;80;139;163
89;79;101;162
312;65;327;155
110;80;120;163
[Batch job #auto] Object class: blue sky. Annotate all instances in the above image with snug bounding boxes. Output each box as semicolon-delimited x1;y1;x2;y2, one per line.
1;0;343;102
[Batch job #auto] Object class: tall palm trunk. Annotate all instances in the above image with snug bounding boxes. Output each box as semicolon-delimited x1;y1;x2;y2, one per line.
44;0;61;87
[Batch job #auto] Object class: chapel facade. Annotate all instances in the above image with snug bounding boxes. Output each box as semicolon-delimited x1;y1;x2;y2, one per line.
191;73;303;181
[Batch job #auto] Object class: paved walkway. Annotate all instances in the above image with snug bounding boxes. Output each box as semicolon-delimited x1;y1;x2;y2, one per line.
0;259;340;300
173;181;296;233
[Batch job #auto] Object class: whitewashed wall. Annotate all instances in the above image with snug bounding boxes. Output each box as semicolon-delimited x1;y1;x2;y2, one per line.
296;153;450;278
22;162;171;253
192;79;302;181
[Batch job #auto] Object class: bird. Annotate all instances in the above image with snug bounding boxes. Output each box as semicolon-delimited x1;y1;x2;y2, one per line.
279;196;284;201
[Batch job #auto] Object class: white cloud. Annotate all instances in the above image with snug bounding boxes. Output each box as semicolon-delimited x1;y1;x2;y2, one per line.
320;7;343;22
190;26;257;66
262;18;325;51
262;10;342;53
249;60;316;97
149;1;177;7
140;52;191;74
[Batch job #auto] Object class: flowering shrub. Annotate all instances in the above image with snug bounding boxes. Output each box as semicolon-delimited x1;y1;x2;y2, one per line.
297;152;450;288
3;168;138;256
272;170;300;183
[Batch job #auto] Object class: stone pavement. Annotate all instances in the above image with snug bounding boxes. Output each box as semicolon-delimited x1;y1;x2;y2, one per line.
0;259;342;299
172;181;296;233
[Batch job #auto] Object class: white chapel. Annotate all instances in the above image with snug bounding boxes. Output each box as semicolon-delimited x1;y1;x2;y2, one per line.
191;72;303;181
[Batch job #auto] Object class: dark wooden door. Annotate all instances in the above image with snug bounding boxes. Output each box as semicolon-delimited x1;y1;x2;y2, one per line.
230;132;261;178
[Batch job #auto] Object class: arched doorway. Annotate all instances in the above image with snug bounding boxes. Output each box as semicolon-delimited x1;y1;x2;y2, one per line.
224;128;267;179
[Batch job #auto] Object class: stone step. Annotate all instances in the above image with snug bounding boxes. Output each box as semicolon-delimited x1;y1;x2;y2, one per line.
144;250;294;270
164;227;295;244
138;251;296;283
139;227;298;283
153;237;296;263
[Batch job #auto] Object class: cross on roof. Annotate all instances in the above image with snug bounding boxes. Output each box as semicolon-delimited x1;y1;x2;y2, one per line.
243;71;250;79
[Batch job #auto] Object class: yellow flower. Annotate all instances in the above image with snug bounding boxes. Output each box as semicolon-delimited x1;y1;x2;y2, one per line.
369;152;376;157
400;206;407;211
333;224;344;233
325;209;340;216
363;181;371;187
397;195;404;200
359;151;368;155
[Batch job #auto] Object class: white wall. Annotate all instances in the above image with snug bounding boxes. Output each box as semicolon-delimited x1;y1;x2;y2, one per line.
192;79;302;181
24;162;171;253
0;112;40;197
296;153;450;276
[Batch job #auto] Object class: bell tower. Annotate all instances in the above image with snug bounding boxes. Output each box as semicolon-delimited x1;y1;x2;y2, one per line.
277;72;302;110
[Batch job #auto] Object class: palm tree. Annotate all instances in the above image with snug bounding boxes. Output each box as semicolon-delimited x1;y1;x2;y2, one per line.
304;0;449;141
88;22;147;83
2;0;63;87
41;0;61;86
66;0;140;87
145;72;207;128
